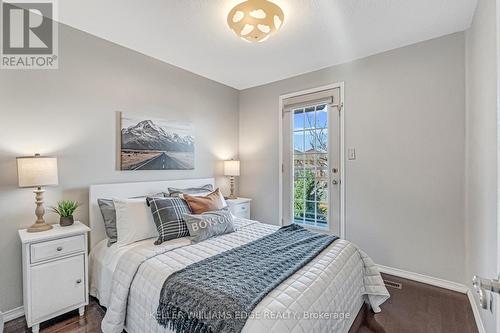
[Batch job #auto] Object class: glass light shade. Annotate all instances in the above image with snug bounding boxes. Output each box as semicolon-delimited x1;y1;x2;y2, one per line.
227;0;284;43
17;155;58;187
224;160;240;176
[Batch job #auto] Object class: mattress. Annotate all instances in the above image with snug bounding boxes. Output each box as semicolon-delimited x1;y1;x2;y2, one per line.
90;236;190;308
91;218;389;333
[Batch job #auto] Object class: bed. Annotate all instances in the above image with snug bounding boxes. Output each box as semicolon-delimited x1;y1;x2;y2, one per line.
88;178;389;333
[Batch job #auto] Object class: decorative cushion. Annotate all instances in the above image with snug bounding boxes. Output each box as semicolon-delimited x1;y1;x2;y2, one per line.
167;184;213;197
183;188;227;214
97;199;118;247
183;209;235;243
113;198;159;247
146;197;191;245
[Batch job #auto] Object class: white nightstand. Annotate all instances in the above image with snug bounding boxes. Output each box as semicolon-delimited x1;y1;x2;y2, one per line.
226;197;252;219
18;222;90;333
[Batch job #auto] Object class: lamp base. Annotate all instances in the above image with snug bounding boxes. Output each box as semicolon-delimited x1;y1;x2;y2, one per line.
228;176;238;200
27;221;53;233
27;187;53;233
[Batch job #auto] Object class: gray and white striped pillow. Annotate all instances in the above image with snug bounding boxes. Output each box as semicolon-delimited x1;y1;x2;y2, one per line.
146;197;191;245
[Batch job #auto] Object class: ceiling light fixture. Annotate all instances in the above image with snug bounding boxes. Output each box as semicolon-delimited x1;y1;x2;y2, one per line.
227;0;284;43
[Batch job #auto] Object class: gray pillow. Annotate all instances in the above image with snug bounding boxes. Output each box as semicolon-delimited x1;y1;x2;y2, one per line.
97;199;117;246
146;197;191;245
183;209;235;243
167;184;213;197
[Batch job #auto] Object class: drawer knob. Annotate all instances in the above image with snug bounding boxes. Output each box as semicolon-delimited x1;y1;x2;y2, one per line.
76;279;82;284
56;247;63;252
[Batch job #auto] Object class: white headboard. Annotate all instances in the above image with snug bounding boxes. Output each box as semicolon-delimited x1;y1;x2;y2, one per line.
89;178;215;250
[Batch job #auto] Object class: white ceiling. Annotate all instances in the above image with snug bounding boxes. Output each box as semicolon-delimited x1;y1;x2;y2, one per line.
57;0;477;90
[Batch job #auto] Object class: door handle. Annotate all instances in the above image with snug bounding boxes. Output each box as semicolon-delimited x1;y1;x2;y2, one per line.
473;275;500;293
472;275;500;310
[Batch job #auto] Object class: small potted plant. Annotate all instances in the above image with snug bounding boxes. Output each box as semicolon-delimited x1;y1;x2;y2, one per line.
51;200;80;226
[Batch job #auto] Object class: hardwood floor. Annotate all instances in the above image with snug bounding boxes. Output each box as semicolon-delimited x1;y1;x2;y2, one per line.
5;273;478;333
352;274;478;333
4;300;104;333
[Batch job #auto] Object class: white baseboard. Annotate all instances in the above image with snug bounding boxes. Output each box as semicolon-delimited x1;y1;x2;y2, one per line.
3;306;24;323
467;290;486;333
377;264;485;333
377;264;469;293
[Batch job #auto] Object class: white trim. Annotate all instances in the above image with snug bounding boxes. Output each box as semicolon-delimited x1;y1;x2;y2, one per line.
377;264;469;293
496;0;500;330
3;306;24;322
377;264;486;333
278;94;284;226
278;82;346;239
339;83;346;238
467;290;487;333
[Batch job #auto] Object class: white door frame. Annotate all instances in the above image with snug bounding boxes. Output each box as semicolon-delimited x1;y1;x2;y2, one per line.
497;0;500;327
278;82;346;239
497;0;500;330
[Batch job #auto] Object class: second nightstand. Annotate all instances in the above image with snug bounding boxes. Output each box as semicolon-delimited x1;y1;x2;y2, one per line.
226;197;252;219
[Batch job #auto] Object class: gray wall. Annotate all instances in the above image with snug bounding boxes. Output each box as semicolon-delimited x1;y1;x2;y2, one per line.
0;18;486;320
0;24;239;311
465;0;498;331
239;33;466;284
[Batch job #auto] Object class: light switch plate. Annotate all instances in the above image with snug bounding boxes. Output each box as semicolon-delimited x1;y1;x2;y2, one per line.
348;148;356;160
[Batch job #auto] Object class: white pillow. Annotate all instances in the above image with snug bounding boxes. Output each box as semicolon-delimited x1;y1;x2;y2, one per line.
113;198;159;247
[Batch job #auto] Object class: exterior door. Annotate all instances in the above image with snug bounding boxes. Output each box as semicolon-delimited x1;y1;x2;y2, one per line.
282;87;341;235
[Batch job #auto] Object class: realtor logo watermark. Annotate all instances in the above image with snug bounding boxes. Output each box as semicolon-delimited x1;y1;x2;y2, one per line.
1;0;58;69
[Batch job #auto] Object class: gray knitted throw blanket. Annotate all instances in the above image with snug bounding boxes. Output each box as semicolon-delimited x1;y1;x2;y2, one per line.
157;224;338;333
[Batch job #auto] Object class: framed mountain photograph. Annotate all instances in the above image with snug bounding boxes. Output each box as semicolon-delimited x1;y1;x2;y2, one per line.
120;114;194;170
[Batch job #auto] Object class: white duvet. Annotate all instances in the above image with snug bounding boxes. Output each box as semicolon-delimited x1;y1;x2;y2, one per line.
90;218;389;333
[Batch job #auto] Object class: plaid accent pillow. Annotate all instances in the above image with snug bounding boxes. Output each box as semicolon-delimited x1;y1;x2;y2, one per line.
146;197;191;245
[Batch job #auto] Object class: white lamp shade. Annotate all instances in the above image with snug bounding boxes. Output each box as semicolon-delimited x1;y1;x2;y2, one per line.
17;156;59;187
224;160;240;176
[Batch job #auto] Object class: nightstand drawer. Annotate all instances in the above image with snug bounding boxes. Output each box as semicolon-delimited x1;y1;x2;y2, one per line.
30;235;85;264
31;254;85;322
230;203;251;219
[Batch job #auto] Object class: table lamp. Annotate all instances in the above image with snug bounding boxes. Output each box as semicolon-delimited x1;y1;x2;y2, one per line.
17;154;59;232
223;160;240;199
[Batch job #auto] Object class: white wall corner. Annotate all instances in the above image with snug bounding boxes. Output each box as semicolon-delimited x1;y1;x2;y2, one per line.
3;306;24;323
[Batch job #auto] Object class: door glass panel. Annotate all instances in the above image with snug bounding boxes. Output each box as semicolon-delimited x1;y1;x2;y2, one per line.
316;106;327;128
293;109;305;130
293;132;304;153
314;129;328;153
292;103;329;229
305;107;315;129
304;131;315;152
